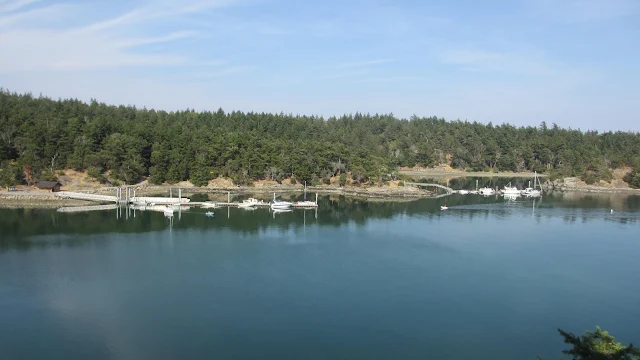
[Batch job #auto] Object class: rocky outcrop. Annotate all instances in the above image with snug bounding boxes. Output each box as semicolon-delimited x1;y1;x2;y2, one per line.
543;177;639;193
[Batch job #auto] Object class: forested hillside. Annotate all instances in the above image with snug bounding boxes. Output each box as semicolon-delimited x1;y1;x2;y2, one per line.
1;90;639;187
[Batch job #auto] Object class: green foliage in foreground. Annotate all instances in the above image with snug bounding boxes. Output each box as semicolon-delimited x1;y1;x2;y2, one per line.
541;327;640;360
1;90;640;186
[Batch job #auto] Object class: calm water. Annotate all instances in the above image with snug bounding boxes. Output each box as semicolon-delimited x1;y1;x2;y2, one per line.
1;193;639;360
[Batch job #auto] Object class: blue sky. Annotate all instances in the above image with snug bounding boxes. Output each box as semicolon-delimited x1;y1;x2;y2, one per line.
0;0;638;131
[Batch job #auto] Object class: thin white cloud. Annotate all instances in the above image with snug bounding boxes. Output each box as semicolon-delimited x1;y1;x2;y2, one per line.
0;0;247;73
439;49;555;76
83;0;236;32
0;2;70;28
113;31;198;48
0;0;40;13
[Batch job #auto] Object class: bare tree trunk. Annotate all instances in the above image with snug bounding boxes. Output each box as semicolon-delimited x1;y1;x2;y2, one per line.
50;152;58;172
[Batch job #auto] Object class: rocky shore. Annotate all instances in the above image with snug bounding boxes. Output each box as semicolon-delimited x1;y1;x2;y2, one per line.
542;177;640;193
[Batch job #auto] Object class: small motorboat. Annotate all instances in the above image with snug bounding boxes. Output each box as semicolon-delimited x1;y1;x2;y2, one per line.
205;211;214;217
270;200;293;210
440;205;448;211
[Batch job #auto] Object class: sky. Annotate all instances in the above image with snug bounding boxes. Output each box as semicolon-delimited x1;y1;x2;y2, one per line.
0;0;639;131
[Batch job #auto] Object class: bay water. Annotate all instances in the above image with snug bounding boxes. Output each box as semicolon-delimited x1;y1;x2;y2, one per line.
1;193;639;359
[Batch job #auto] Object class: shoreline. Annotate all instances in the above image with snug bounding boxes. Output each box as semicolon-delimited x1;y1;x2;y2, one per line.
2;179;638;209
0;184;434;209
400;169;547;178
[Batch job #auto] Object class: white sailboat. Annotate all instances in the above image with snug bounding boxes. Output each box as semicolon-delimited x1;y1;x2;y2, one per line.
522;172;542;197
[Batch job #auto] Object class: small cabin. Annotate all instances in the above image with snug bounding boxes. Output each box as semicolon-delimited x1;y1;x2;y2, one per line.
36;181;62;192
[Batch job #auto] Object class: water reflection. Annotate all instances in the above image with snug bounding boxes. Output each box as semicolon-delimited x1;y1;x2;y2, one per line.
1;192;638;252
409;176;543;191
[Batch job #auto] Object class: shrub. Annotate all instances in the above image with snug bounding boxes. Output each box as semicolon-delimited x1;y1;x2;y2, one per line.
290;176;297;185
581;171;597;185
600;168;614;183
87;166;106;183
398;181;405;187
339;173;347;186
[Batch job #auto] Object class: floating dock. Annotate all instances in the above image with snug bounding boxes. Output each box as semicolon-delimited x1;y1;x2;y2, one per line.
189;202;318;208
55;188;318;212
57;204;118;213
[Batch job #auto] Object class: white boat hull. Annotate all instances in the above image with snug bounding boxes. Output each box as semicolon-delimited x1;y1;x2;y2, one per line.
271;204;292;210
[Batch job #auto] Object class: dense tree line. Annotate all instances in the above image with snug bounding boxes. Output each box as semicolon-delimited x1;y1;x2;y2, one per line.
1;90;639;187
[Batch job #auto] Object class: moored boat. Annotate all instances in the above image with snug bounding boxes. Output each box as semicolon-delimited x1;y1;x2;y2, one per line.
479;187;495;196
522;172;542;197
238;198;263;208
270;200;292;209
502;182;520;195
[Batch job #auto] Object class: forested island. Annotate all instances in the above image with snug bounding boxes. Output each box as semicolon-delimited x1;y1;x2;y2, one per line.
1;89;639;189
